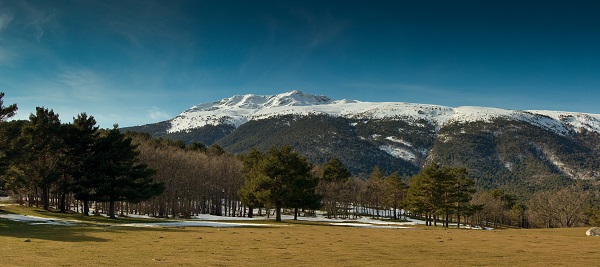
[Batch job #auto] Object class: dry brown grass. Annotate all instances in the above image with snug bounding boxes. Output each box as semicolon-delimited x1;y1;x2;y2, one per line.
1;207;599;266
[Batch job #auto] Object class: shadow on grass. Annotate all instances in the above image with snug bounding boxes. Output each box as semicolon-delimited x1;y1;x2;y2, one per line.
0;218;193;242
0;219;111;242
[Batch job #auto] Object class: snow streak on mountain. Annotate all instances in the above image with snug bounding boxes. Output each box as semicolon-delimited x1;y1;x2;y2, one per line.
168;90;600;136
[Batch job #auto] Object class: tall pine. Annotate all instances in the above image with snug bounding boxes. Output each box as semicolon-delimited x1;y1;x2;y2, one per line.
90;126;164;218
239;146;320;221
21;107;63;210
63;113;100;215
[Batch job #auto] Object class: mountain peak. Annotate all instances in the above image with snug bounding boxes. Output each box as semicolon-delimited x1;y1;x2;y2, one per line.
189;90;334;112
168;91;600;136
264;90;334;107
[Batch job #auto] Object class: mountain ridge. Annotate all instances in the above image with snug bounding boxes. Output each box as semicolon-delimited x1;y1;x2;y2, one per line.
165;90;600;136
123;90;600;189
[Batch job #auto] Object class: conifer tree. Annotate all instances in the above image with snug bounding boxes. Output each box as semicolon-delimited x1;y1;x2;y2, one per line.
239;146;319;221
446;167;475;227
238;149;269;218
0;92;17;121
0;92;18;177
63;113;100;215
406;163;475;226
321;158;351;181
21;107;63;210
363;166;386;217
90;125;164;218
318;158;351;218
384;172;408;219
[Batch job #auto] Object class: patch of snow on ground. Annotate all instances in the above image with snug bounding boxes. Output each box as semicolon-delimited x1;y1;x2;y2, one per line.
0;214;75;226
121;221;276;228
0;209;424;229
379;145;416;161
385;136;413;147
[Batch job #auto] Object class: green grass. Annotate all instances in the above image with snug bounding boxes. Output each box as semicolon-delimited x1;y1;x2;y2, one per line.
1;205;599;266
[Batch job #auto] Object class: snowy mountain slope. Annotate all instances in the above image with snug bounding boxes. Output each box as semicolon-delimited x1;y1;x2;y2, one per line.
168;90;600;136
169;90;344;132
124;90;600;185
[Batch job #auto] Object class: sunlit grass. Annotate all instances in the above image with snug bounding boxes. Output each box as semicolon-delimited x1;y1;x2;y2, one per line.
1;205;599;266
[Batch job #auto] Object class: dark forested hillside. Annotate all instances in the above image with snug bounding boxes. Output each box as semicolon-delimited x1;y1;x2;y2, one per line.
217;114;421;176
123;114;600;192
430;119;600;192
123;121;235;145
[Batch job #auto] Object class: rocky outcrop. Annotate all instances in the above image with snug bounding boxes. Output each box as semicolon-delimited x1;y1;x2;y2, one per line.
586;227;600;236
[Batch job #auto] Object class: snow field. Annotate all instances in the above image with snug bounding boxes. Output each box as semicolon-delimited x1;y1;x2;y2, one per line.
167;91;600;137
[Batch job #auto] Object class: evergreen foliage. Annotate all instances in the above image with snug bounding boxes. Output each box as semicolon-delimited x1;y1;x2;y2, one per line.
406;163;476;227
122;122;235;145
0;92;18;121
90;126;164;218
218;114;420;176
238;146;321;221
62;113;100;215
21;107;63;210
321;158;351;182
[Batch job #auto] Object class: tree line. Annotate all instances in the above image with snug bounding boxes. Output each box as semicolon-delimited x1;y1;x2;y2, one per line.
0;93;164;218
1;92;598;228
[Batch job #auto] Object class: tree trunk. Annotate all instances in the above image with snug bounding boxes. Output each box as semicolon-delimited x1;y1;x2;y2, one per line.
294;207;299;220
457;207;461;228
83;200;90;216
59;193;66;212
109;199;116;219
276;205;282;222
248;206;254;218
42;186;50;210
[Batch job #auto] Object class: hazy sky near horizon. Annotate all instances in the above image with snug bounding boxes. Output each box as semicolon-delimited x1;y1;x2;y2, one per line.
1;0;599;128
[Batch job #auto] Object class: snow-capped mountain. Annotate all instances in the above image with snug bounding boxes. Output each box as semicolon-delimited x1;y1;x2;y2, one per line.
168;90;352;132
124;90;600;188
168;90;600;136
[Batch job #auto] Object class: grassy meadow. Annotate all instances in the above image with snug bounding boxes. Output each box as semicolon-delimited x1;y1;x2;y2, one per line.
1;205;598;266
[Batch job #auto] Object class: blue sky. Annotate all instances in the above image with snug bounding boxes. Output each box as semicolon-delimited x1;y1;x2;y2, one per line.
1;0;599;128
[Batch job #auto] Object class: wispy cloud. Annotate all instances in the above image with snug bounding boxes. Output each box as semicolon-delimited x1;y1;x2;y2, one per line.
148;106;170;120
14;1;61;42
0;46;16;64
58;67;108;101
0;12;14;32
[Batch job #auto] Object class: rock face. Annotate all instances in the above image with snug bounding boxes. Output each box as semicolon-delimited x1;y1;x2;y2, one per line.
586;227;600;236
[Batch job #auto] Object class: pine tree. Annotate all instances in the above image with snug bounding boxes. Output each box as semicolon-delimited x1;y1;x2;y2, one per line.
238;149;269;218
406;163;475;227
384;172;408;219
318;158;351;218
0;92;17;121
63;113;100;215
321;158;351;181
21;107;63;210
0;92;19;178
363;166;386;217
90;125;164;218
405;163;443;226
446;167;475;228
239;146;319;221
